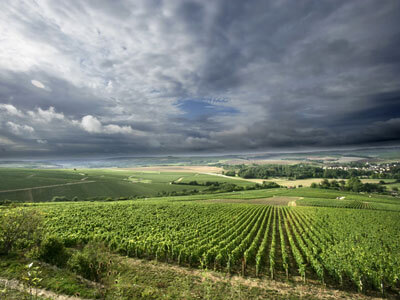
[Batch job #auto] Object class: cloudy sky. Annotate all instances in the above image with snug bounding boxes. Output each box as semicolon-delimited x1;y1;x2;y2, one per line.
0;0;399;158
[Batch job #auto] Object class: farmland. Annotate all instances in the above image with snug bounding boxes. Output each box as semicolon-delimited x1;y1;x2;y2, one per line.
1;168;400;298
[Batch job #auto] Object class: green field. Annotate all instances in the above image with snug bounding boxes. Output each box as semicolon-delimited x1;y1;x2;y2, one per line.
385;182;400;191
0;168;255;202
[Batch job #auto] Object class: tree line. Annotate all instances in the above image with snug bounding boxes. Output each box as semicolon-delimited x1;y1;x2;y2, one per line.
310;178;388;193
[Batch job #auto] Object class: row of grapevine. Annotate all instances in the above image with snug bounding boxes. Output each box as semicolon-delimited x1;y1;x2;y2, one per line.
254;206;274;276
286;209;324;282
282;208;306;281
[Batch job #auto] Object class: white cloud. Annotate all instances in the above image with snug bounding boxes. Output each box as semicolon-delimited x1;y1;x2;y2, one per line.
81;115;102;133
37;139;48;144
103;124;134;134
6;121;34;135
0;104;24;117
80;115;137;135
28;107;64;123
31;80;46;89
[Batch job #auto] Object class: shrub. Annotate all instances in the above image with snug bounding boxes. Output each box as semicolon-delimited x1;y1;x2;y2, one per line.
51;196;69;202
38;236;71;267
67;242;113;282
225;170;236;176
0;209;43;255
0;199;12;206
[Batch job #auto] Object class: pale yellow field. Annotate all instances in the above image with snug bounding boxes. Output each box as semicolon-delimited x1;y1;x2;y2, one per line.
261;178;325;187
123;165;224;173
224;159;304;165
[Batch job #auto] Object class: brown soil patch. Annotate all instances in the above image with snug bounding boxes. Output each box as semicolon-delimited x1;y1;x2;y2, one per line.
205;196;302;206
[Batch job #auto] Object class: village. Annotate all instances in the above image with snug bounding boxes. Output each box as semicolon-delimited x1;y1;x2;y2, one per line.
323;162;399;174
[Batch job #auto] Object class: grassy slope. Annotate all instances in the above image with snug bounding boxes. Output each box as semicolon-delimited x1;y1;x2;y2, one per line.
0;168;255;202
0;168;82;190
0;169;221;202
1;254;381;300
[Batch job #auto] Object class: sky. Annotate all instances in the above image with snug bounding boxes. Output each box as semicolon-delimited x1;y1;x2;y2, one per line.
0;0;400;158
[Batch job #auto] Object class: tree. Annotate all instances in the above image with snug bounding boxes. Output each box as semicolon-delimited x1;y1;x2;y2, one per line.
346;177;362;192
225;170;236;177
320;179;331;189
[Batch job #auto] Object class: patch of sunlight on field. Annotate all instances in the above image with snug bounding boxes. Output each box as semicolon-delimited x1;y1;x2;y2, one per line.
127;177;153;184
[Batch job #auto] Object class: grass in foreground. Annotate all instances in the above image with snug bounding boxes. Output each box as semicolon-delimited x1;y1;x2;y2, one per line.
0;253;386;300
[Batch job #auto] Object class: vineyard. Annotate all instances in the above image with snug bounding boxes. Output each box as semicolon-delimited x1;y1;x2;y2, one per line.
33;199;400;294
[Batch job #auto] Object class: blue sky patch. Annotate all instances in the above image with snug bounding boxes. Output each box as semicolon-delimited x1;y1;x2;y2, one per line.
177;99;238;120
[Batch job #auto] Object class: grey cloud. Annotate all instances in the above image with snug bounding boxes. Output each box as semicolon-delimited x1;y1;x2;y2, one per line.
0;0;400;158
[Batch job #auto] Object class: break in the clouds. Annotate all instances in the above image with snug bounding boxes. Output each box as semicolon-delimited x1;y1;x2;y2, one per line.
0;0;400;157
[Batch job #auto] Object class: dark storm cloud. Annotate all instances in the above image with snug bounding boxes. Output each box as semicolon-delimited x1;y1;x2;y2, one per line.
0;0;400;158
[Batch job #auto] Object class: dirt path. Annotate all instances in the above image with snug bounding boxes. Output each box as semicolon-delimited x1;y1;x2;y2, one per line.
0;181;96;194
121;257;381;300
0;277;87;300
205;196;301;206
123;166;223;173
288;197;303;207
176;177;184;182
